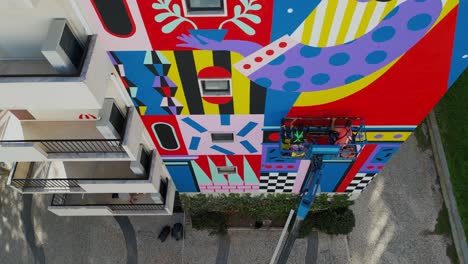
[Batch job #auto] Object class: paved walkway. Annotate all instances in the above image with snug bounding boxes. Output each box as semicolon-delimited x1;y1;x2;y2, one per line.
0;134;455;263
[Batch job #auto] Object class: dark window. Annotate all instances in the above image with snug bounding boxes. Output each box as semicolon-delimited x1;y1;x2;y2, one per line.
211;132;234;142
201;79;231;96
186;0;224;11
152;123;180;150
59;24;84;69
217;166;237;174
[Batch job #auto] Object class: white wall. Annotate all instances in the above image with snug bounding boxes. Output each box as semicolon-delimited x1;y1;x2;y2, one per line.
48;206;113;216
122;108;145;160
78;180;158;193
0;0;87;59
0;143;47;162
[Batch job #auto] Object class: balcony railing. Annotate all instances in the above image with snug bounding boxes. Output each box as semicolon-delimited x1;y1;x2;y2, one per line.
1;139;125;154
51;194;166;211
10;178;80;190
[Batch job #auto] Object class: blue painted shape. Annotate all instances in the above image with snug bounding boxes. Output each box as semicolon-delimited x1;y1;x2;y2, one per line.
407;13;432;31
283;81;301;91
365;50;387;64
255;77;272;88
111;51;167;115
166;164;198;192
329;52;350;66
210;145;235;155
271;0;321;41
383;6;399;21
220;115;230;126
181;117;207;133
310;145;340;155
300;46;321;58
310;73;330;85
189;136;201;150
240;140;257;153
237;121;258;137
189;29;227;43
372;26;396;43
320;162;352;192
345;74;364;84
264;89;300;126
371;146;398;163
284;66;305;78
269;55;286;65
449;0;468;86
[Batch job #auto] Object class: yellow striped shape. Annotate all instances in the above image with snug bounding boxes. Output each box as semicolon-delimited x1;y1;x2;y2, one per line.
335;0;358;44
301;11;316;45
230;52;251;114
159;51;190;115
192;51;219;115
354;1;378;39
318;0;339;47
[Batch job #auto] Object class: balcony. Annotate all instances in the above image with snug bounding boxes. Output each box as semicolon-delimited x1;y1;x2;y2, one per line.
0;34;113;109
0;99;146;161
7;147;162;193
48;179;175;216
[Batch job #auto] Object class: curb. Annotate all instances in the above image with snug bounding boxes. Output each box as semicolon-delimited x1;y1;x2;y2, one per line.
427;111;468;264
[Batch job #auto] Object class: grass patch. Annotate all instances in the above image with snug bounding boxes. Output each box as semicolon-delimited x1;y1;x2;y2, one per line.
435;204;459;264
434;68;468;236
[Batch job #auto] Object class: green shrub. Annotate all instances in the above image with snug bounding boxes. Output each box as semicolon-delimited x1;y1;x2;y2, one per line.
191;211;228;236
313;208;355;235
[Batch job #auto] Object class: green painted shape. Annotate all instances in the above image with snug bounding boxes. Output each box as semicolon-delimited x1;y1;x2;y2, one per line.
209;157;228;184
243;157;259;184
143;51;152;65
129;87;138;98
225;157;243;184
191;161;212;184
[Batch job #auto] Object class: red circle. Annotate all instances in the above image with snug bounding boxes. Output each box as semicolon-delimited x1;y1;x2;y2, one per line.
268;132;279;142
367;165;374;169
254;57;263;62
276;165;283;168
265;165;272;169
279;42;287;48
266;50;274;55
377;166;384;169
287;165;294;168
243;64;251;69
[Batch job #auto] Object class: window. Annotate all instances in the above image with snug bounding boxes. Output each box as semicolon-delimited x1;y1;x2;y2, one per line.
152;123;180;150
184;0;227;16
211;132;234;143
217;166;237;174
200;79;231;96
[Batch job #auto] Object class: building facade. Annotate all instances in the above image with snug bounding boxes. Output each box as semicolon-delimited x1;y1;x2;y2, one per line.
0;0;466;215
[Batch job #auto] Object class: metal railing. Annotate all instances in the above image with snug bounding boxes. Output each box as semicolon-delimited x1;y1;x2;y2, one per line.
108;204;165;211
1;139;125;154
11;178;80;190
50;194;166;211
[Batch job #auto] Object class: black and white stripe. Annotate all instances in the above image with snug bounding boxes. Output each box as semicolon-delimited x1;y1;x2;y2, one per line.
345;173;377;193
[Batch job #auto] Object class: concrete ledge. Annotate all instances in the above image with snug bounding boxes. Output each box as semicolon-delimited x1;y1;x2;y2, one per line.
427;111;468;263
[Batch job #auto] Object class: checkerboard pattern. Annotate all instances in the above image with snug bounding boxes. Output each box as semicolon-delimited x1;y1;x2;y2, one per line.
259;172;297;193
345;173;377;193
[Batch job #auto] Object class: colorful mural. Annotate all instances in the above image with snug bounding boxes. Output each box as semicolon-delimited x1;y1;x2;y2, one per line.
81;0;463;195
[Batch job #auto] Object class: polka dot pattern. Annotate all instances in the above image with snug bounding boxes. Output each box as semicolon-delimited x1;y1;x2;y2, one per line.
372;26;396;43
345;74;364;84
329;52;350;66
300;46;321;58
365;50;387;64
407;13;432;31
283;81;301;91
310;73;330;85
383;6;399;21
284;66;305;78
255;78;272;88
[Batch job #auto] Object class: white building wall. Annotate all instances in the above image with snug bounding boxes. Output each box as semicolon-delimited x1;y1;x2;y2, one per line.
0;0;87;59
48;206;113;216
78;181;158;193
